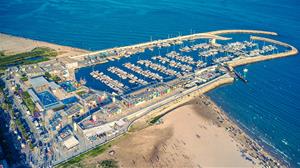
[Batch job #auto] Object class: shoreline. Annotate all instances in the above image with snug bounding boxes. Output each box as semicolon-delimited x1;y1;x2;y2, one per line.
75;94;283;167
203;95;287;167
0;33;89;57
128;76;284;167
1;30;297;167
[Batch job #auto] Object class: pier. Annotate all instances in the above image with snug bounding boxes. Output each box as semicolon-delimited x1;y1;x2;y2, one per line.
233;69;248;83
223;64;247;83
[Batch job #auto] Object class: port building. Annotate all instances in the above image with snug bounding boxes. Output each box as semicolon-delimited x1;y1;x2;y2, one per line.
29;76;50;92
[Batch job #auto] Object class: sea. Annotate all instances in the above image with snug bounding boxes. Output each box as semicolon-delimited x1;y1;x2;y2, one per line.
0;0;299;167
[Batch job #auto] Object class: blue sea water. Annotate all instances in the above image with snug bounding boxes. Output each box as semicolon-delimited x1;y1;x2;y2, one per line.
1;0;299;166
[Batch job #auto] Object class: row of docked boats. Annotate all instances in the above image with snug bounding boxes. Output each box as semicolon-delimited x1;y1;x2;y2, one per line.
222;42;247;53
90;70;127;94
243;41;258;48
213;55;234;64
191;43;211;50
166;51;207;68
261;45;277;53
179;43;211;52
108;66;148;85
166;51;194;64
123;63;163;81
246;45;277;56
198;48;219;57
137;60;179;76
152;55;193;72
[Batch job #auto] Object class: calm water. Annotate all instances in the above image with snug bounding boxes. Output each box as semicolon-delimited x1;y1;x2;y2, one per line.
1;0;299;166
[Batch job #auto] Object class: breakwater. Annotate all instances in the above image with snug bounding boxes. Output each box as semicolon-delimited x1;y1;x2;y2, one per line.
71;29;279;61
227;36;298;67
208;29;278;36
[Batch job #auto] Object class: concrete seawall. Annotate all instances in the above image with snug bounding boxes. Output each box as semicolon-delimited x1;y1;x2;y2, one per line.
208;29;278;36
250;36;295;48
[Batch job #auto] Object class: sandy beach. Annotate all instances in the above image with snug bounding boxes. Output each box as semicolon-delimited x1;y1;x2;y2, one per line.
0;33;88;57
78;95;280;168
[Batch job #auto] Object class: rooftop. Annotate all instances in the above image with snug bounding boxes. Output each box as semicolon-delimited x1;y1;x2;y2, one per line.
29;76;49;89
49;81;61;90
63;135;79;150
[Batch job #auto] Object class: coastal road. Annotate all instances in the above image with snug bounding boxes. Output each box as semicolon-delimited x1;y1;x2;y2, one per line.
53;74;232;166
124;73;232;127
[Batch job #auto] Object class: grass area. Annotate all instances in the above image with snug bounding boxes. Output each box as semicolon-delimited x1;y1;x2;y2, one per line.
56;143;112;168
0;70;4;76
0;47;57;69
14;115;34;149
76;90;86;96
149;113;166;125
0;51;4;56
22;91;36;113
15;119;29;140
99;159;118;168
51;75;61;82
20;76;28;82
44;72;61;82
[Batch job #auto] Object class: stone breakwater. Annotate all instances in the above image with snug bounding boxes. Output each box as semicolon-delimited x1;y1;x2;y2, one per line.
208;29;278;36
228;36;298;67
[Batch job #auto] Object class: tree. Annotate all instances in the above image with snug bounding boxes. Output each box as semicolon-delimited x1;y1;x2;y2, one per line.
44;72;51;79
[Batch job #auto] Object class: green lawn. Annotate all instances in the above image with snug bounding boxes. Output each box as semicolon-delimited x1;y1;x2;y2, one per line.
20;76;28;82
56;143;112;168
22;91;36;113
51;75;61;82
15;119;29;140
76;90;86;96
0;47;57;69
99;159;118;168
44;72;61;82
149;113;166;125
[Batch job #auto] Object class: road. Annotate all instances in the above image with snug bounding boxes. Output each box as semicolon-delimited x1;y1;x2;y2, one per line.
124;73;231;123
53;73;232;166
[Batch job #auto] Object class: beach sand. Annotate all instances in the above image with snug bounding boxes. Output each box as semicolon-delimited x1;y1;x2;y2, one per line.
79;95;279;168
0;33;88;57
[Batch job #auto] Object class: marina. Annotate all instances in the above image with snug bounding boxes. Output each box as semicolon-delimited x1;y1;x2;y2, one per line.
1;28;298;168
90;70;127;94
137;60;179;77
1;0;300;166
123;62;163;81
107;66;148;85
76;32;291;97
